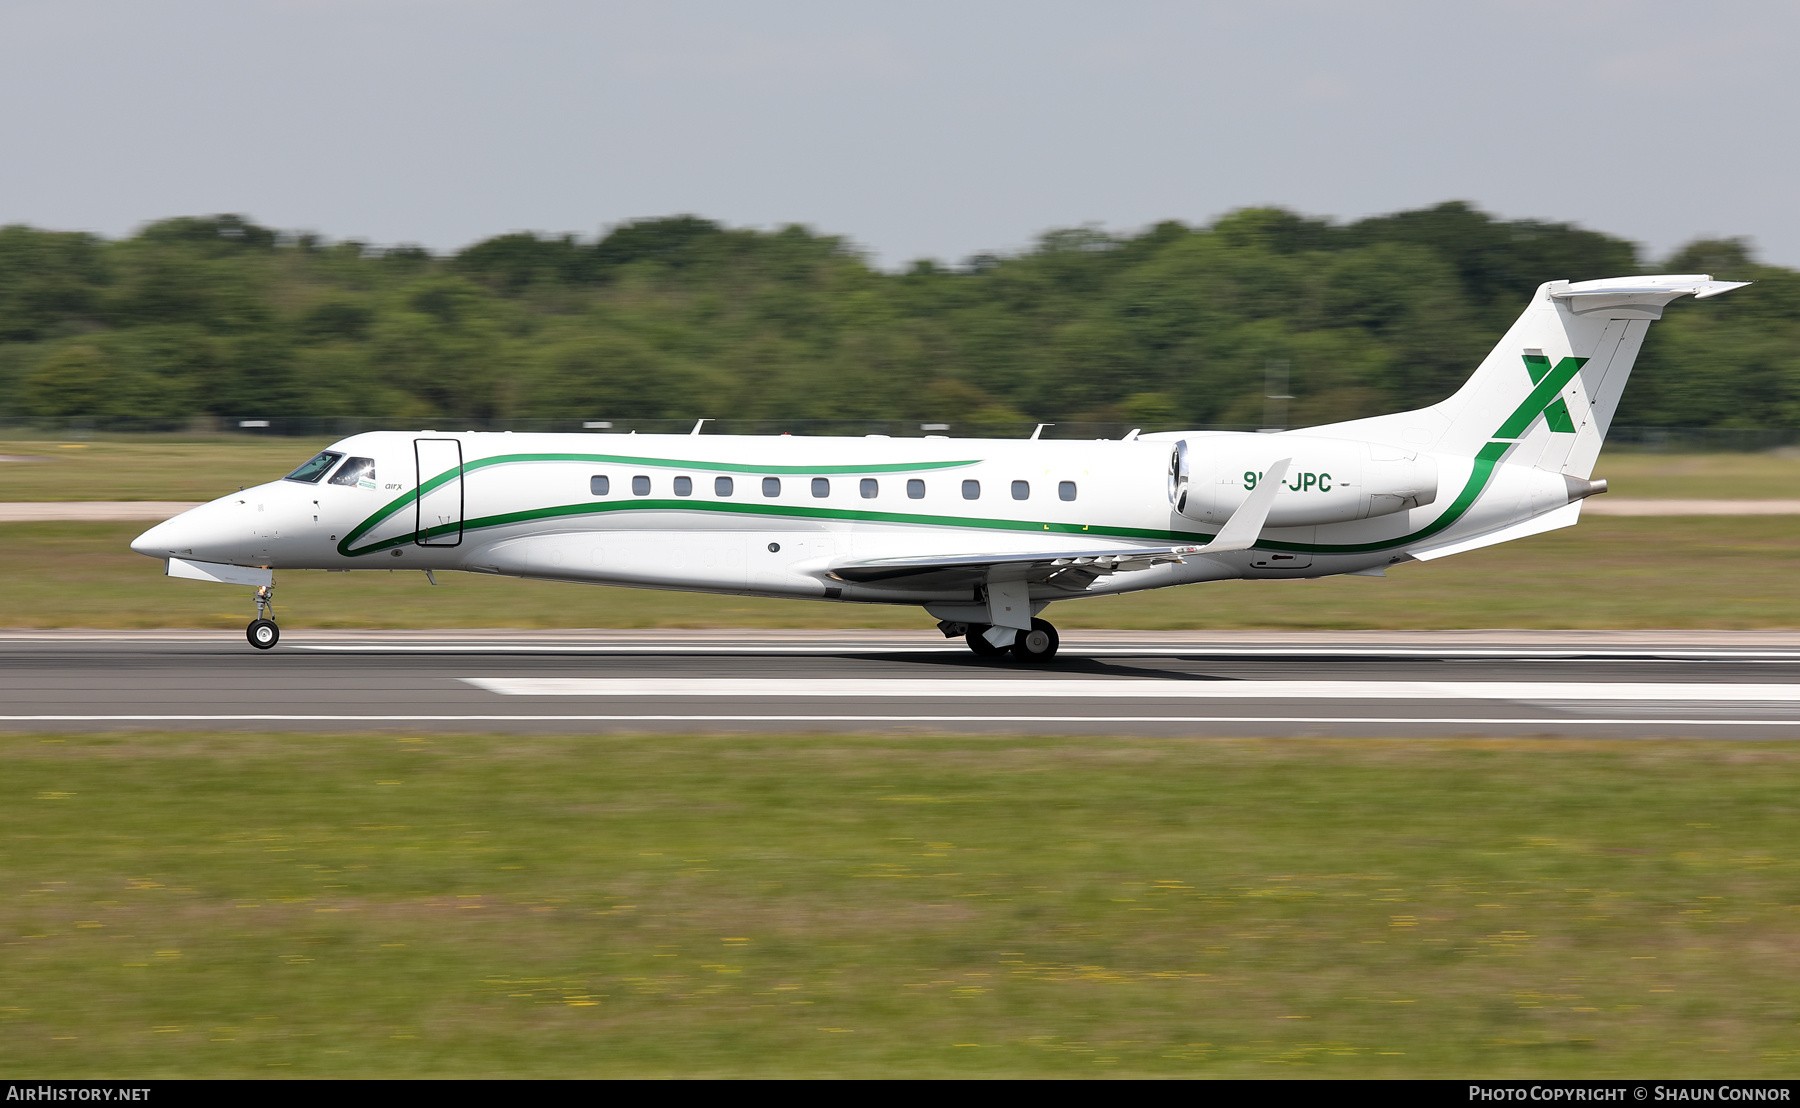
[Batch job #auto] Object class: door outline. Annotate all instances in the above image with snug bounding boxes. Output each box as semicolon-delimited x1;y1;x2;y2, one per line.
414;438;464;547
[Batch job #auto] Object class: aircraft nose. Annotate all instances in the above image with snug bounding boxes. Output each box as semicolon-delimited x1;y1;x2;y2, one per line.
131;500;229;559
129;523;157;557
130;513;187;558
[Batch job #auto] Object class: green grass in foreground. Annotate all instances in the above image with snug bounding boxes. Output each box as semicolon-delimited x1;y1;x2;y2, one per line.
4;437;1800;502
3;733;1797;1077
4;515;1799;629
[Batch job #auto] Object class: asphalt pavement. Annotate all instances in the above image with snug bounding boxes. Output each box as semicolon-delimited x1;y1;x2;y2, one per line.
4;630;1800;737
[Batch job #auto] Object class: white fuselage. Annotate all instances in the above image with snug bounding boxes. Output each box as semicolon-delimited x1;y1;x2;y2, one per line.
129;274;1751;638
129;428;1583;613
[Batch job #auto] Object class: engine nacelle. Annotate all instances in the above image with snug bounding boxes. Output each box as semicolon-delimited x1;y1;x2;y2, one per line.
1170;434;1438;528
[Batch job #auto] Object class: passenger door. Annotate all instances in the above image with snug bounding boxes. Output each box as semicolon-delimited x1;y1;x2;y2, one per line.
414;438;464;546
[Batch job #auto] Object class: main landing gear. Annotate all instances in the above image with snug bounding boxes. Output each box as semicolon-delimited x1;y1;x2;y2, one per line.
247;584;279;650
948;618;1061;663
1013;619;1060;663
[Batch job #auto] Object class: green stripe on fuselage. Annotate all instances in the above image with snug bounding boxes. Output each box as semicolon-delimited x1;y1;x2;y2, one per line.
338;451;982;556
341;372;1588;562
343;498;1201;557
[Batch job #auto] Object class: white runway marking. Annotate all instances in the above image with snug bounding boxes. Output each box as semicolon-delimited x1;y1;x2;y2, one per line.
461;677;1800;702
4;714;1800;727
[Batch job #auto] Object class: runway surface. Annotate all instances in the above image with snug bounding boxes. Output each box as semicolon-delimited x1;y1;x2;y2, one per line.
5;630;1800;736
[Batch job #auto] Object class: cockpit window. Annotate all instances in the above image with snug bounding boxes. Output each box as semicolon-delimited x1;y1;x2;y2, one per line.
284;451;343;483
328;457;376;487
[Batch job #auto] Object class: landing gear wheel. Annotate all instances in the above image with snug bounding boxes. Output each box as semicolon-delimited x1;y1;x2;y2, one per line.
1011;618;1059;663
247;583;279;650
966;625;1010;657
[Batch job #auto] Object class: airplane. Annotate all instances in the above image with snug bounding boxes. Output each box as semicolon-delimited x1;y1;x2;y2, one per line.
131;274;1747;658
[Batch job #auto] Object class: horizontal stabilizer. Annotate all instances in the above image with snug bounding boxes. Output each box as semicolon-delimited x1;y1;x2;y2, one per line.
1549;275;1751;319
1549;275;1751;302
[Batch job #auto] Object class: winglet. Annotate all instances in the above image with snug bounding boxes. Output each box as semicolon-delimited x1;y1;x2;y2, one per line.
1202;457;1291;554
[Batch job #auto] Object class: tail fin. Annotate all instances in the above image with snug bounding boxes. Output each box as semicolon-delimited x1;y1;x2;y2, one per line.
1311;275;1748;478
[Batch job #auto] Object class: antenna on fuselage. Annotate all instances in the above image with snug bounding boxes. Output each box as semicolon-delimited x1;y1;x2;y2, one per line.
1031;423;1053;440
691;419;710;435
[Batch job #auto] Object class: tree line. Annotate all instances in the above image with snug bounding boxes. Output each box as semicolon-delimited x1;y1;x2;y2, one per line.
0;202;1792;432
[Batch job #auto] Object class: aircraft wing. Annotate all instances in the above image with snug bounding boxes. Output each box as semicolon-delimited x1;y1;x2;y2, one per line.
826;543;1206;586
825;457;1292;590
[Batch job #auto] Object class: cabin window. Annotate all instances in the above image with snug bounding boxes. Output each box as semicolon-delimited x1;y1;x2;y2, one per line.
715;476;734;496
284;451;342;484
1059;480;1077;502
860;478;878;499
907;479;925;499
673;476;693;496
962;479;980;500
632;475;651;496
762;477;781;497
812;477;830;498
590;475;610;496
1012;480;1030;500
328;457;376;487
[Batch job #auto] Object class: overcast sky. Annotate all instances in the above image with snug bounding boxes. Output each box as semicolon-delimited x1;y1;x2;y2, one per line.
2;0;1794;269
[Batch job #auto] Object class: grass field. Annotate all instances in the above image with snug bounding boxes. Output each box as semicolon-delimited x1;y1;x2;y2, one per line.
4;436;1800;502
3;731;1797;1078
3;515;1798;630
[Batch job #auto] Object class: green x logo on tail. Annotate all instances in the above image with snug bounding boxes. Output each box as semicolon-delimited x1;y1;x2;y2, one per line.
1496;354;1587;437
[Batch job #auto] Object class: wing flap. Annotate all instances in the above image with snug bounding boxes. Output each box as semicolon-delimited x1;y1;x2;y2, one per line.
827;544;1205;584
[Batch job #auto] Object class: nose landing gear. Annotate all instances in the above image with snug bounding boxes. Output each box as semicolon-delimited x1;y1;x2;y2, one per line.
247;584;279;650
